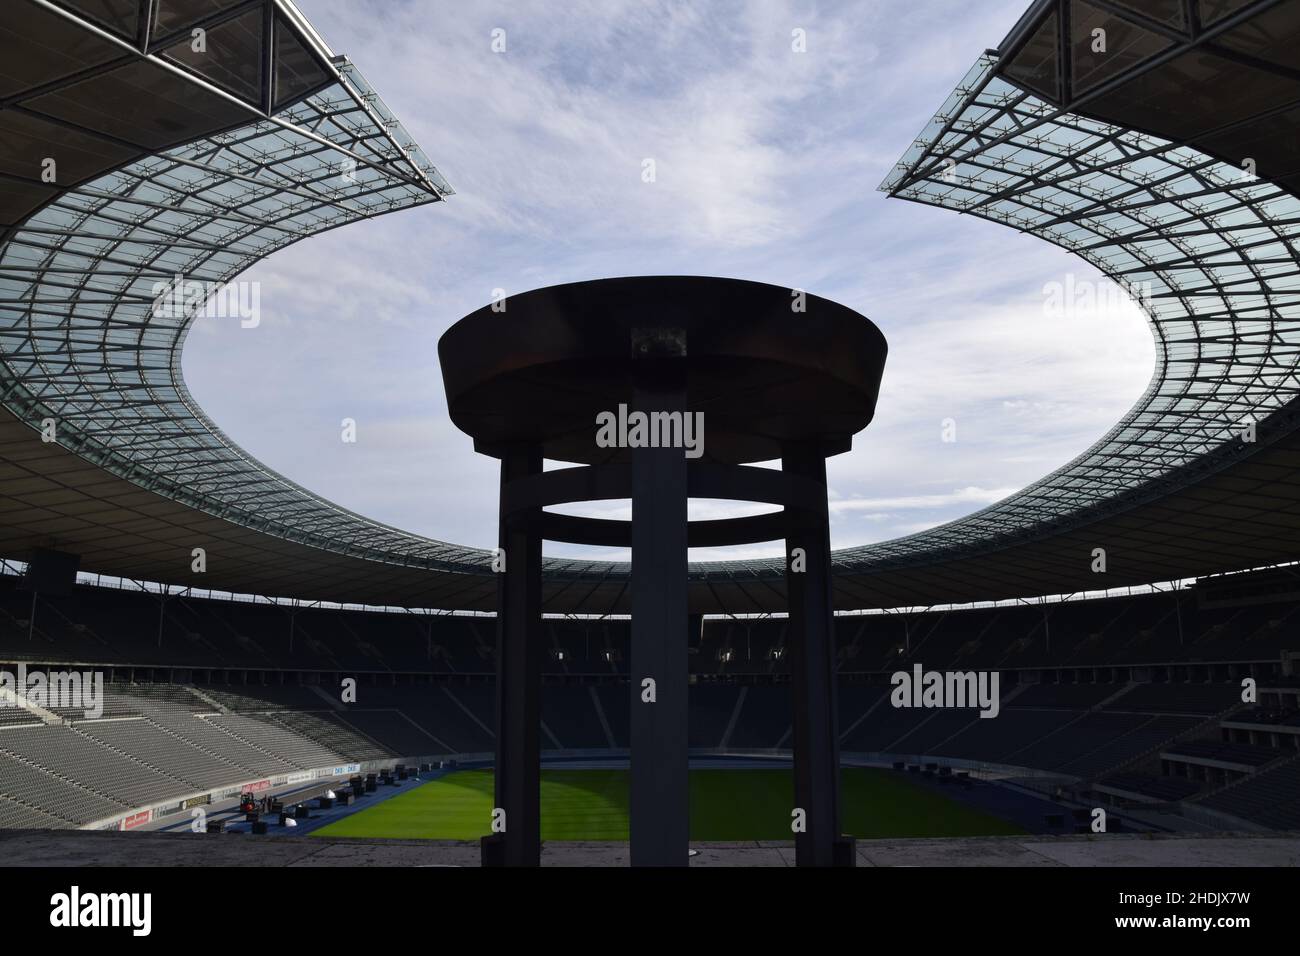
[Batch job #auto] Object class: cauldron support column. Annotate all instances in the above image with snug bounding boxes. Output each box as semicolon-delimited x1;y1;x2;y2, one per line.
783;442;853;866
629;371;690;867
484;444;543;866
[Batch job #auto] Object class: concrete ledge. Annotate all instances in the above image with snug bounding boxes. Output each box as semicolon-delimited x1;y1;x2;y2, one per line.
0;829;1296;867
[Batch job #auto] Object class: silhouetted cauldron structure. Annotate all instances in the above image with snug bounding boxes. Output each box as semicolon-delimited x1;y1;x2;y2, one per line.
439;276;887;867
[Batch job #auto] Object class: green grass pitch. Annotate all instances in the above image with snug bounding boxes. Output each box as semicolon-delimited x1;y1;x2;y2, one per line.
312;768;1024;840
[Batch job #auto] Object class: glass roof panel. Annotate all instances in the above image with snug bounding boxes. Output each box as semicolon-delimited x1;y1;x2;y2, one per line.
0;26;464;575
1002;9;1060;103
161;6;264;105
864;45;1300;575
1071;0;1174;96
152;0;247;39
52;0;142;40
272;12;329;110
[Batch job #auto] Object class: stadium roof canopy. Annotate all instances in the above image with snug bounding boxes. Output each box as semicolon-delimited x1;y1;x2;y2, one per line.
2;0;1299;614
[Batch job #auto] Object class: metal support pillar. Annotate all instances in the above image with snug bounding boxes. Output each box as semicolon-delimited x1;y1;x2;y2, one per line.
483;444;543;866
629;375;690;867
783;442;853;866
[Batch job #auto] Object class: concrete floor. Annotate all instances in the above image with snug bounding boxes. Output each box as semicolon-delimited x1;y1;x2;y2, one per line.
1;829;1297;866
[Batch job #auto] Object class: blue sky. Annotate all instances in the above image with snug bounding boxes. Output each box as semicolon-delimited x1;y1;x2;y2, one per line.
182;0;1155;562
